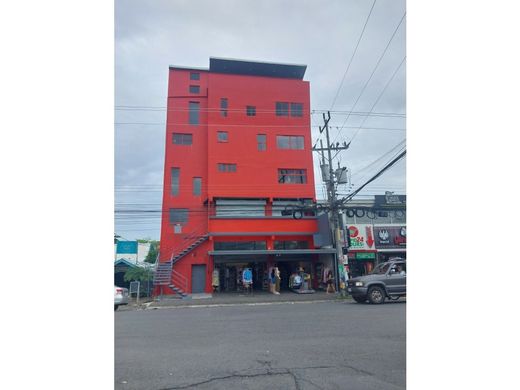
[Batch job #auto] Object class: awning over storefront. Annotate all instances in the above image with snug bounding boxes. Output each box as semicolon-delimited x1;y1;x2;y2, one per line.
209;249;337;264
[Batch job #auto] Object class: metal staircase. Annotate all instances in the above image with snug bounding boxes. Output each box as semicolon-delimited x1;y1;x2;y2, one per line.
153;232;208;298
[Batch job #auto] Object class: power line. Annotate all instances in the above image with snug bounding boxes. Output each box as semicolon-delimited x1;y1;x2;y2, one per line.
333;12;406;145
330;0;378;111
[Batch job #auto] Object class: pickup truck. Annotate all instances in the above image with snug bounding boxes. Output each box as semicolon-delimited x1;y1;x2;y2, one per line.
347;260;406;304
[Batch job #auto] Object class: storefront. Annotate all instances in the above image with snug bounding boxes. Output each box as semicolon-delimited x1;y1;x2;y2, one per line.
345;224;377;277
373;225;407;263
208;249;337;293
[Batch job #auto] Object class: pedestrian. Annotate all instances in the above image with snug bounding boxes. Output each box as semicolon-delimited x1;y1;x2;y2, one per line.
274;267;281;295
270;268;276;294
326;270;336;294
212;268;220;293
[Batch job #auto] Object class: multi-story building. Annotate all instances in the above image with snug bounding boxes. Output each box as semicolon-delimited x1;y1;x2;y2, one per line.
155;57;336;296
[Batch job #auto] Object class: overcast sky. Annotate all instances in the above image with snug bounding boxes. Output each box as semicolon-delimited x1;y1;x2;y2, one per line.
115;0;406;241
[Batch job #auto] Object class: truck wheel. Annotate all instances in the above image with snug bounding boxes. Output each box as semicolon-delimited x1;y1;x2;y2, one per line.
352;296;366;303
368;286;385;304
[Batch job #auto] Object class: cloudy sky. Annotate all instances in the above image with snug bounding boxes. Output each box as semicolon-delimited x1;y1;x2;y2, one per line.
115;0;406;241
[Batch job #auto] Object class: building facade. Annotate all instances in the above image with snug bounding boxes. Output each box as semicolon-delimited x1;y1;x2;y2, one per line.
157;58;335;295
341;193;406;277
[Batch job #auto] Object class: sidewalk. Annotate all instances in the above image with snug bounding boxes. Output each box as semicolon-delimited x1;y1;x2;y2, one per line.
121;291;351;311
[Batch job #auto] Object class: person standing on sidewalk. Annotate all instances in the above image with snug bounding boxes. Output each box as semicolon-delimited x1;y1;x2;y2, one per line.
270;268;276;294
326;270;336;294
274;267;281;295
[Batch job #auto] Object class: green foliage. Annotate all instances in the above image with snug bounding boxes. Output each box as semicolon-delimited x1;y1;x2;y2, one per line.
144;241;159;264
124;267;153;282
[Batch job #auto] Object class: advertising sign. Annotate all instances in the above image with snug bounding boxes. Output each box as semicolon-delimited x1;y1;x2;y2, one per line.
347;224;376;251
373;226;406;249
116;240;138;254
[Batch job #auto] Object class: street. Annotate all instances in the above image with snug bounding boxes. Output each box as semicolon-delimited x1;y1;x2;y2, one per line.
115;299;405;389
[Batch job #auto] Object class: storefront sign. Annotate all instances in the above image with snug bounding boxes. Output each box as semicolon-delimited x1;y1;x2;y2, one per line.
347;224;375;250
374;193;406;208
374;226;406;249
356;252;375;260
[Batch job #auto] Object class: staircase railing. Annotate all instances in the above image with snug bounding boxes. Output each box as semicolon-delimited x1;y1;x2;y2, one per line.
172;269;188;293
169;227;209;264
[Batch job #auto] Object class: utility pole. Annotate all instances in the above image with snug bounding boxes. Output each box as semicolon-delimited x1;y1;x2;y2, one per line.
312;111;350;291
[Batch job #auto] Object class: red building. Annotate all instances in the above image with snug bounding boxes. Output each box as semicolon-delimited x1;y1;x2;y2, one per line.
155;58;336;296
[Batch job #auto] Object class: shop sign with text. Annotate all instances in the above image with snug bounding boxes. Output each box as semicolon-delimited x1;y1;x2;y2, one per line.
373;225;406;249
347;224;376;251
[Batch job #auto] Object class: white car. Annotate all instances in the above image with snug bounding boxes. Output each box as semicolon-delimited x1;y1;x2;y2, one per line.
114;286;129;311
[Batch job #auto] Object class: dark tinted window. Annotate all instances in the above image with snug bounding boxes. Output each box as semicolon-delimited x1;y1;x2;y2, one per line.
218;163;236;172
172;133;192;145
246;106;256;116
276;135;304;150
193;177;201;196
291;103;303;117
257;134;266;151
278;169;307;184
276;102;289;116
217;131;228;142
169;208;188;223
189;85;200;94
214;241;267;250
171;168;180;196
190;72;200;80
220;98;228;117
189;102;199;125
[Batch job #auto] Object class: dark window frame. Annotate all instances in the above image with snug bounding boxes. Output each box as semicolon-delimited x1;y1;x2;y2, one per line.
189;85;200;94
290;103;303;117
276;135;304;150
171;167;180;196
172;133;193;145
220;98;228;117
276;101;289;116
217;131;228;143
169;208;189;224
257;134;267;151
189;101;200;125
246;105;256;116
193;177;202;196
278;169;307;184
190;72;200;80
218;163;237;173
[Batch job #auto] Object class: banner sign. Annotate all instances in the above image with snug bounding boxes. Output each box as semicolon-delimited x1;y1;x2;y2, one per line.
356;252;376;260
374;193;406;208
116;241;138;254
373;226;406;249
347;224;376;251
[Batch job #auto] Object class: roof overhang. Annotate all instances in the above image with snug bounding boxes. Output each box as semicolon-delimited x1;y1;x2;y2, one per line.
209;57;306;79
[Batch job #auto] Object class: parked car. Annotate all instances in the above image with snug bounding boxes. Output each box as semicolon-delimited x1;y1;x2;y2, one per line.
114;286;129;311
347;260;406;304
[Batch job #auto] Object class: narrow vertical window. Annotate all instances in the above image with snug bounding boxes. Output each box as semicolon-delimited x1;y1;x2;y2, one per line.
171;168;180;196
189;102;199;125
257;134;266;151
220;98;228;117
193;177;201;196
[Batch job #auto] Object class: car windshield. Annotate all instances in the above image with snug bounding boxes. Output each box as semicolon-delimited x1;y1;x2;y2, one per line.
371;263;390;274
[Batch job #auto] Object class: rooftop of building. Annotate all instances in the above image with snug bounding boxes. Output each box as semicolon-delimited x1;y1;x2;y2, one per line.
170;57;307;80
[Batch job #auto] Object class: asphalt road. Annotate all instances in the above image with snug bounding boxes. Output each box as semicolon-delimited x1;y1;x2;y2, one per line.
115;300;406;390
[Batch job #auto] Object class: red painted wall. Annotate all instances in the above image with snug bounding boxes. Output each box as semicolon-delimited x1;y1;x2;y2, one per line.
159;64;317;294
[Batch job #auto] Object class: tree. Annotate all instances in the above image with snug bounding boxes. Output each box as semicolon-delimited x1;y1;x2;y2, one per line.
124;266;153;283
144;241;159;264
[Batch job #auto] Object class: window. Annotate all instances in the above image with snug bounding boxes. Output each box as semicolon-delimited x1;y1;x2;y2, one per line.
276;102;289;116
189;85;200;94
190;72;200;80
274;240;309;250
172;133;193;145
257;134;266;151
278;169;307;184
171;168;180;196
215;198;266;217
218;163;237;172
189;102;199;125
217;131;228;142
290;103;303;117
193;177;201;196
220;98;228;117
246;106;256;116
169;208;188;224
214;241;267;251
276;135;304;150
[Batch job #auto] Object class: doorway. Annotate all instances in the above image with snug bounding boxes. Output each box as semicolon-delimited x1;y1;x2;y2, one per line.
191;264;206;293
